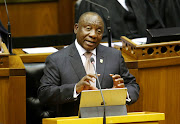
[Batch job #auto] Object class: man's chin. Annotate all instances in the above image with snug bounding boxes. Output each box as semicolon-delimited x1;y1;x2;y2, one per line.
85;47;95;51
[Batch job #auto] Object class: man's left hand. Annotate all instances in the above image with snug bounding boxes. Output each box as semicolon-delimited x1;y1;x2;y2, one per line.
110;74;125;88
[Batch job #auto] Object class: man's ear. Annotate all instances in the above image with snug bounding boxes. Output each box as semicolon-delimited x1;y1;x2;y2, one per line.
74;23;78;34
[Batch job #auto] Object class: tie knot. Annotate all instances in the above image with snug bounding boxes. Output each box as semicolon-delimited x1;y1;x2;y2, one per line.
84;52;92;59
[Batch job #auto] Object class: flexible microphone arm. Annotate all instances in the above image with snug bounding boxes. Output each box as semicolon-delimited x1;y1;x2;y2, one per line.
85;0;112;47
90;57;106;124
4;0;13;54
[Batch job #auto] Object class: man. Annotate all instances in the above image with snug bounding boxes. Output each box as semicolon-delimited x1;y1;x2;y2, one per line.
38;12;139;117
157;0;180;27
76;0;165;41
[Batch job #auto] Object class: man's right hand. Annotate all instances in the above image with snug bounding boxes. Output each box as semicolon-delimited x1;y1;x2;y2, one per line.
76;74;98;94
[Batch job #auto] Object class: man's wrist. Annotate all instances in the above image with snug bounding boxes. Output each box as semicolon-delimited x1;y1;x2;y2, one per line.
74;84;80;98
126;91;131;103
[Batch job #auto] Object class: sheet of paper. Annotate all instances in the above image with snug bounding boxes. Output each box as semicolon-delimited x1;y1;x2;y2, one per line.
131;37;147;45
101;41;122;47
22;47;58;54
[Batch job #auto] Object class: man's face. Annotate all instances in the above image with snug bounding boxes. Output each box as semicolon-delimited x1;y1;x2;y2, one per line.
74;13;104;51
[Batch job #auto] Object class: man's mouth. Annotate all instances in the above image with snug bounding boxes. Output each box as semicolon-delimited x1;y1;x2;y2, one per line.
85;40;96;46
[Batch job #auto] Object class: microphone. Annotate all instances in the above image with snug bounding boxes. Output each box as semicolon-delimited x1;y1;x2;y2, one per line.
85;0;112;47
90;57;106;124
3;0;13;54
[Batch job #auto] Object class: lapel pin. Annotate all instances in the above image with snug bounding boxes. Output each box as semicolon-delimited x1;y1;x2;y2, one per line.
100;59;103;64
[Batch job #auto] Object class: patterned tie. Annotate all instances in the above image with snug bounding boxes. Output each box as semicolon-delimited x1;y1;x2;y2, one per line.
84;52;94;74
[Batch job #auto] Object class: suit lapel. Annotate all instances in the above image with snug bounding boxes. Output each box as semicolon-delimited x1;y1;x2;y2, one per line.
68;43;106;88
96;45;106;88
69;43;86;80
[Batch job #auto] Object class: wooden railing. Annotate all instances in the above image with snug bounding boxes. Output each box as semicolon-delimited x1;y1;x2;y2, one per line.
121;36;180;60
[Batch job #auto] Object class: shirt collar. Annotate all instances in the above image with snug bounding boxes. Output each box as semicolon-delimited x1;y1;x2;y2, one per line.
75;39;96;56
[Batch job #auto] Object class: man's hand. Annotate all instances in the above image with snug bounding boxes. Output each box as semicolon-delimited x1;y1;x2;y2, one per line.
76;74;98;94
110;74;125;88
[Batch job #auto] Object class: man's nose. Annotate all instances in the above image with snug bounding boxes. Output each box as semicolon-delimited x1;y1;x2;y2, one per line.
89;30;97;39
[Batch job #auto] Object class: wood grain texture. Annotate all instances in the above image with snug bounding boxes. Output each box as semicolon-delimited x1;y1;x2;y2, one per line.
0;55;26;124
0;77;9;124
122;39;180;124
0;1;59;37
58;0;77;33
0;76;26;124
0;0;78;37
9;55;26;76
19;53;51;63
121;36;180;60
0;42;10;68
8;76;26;124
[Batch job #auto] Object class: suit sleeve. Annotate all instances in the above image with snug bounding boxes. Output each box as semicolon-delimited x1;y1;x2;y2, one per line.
119;52;140;105
38;55;77;105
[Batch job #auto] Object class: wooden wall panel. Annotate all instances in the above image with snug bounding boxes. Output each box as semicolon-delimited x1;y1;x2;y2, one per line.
0;0;77;37
0;77;9;124
166;66;180;124
8;76;26;124
139;67;166;112
0;76;26;124
0;54;26;124
58;0;77;33
127;65;180;124
127;69;143;112
0;1;59;37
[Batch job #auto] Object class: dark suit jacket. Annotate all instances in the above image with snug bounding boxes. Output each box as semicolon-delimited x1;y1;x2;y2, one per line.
158;0;180;27
0;20;8;44
38;43;139;117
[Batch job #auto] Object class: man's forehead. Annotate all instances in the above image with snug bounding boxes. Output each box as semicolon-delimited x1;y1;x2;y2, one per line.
83;19;103;26
79;14;104;27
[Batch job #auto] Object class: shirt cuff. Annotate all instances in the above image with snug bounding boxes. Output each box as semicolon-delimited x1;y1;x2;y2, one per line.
73;84;80;98
126;91;131;103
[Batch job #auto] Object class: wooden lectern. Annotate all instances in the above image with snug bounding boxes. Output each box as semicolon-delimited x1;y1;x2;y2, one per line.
0;42;26;124
43;112;164;124
120;36;180;124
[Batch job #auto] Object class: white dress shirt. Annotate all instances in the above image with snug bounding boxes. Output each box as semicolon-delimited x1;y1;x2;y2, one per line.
73;39;96;97
117;0;129;11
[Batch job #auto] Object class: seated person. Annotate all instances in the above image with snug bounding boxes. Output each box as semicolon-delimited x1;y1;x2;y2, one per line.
76;0;165;41
38;12;140;117
156;0;180;27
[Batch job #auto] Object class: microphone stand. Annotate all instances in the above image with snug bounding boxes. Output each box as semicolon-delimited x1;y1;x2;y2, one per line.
106;16;112;47
91;58;106;124
7;22;12;54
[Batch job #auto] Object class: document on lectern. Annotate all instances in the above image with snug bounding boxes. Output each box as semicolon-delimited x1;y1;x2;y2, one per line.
80;88;127;108
22;47;58;54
